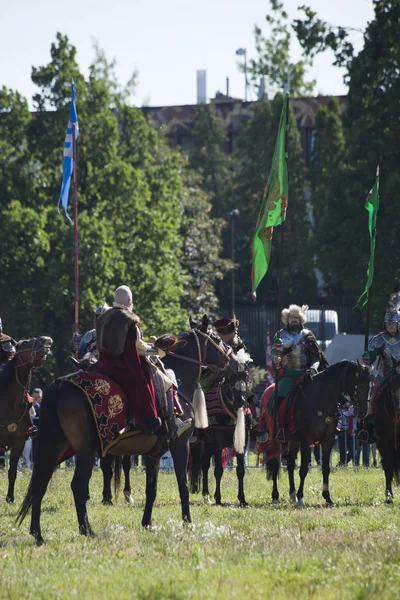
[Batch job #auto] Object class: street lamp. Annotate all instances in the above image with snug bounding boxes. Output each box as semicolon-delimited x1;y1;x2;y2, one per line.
228;209;240;313
235;48;248;102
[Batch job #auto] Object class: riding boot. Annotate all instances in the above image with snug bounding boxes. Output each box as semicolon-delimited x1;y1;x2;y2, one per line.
164;389;192;441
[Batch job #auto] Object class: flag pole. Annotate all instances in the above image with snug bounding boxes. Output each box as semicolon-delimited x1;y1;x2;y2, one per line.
364;287;372;354
72;121;79;339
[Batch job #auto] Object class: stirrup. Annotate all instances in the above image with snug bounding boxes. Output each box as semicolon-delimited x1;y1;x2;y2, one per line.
173;417;193;439
275;427;286;443
27;425;38;438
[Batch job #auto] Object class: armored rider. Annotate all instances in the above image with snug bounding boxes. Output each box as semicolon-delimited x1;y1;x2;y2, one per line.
0;317;16;372
77;303;109;360
272;304;328;440
359;294;400;441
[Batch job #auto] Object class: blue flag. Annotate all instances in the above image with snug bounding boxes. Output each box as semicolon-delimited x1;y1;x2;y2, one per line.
58;81;79;223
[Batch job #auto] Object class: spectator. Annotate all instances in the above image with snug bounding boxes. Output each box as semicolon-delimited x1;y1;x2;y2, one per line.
31;388;43;464
337;402;355;466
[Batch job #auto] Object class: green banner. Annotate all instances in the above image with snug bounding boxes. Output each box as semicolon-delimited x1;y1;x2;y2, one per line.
251;94;289;300
358;166;380;307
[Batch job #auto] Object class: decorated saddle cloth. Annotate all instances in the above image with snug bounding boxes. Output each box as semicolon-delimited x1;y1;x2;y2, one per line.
205;380;251;429
258;373;307;461
60;371;141;457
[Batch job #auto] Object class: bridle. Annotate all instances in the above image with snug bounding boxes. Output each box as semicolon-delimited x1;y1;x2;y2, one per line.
14;343;46;393
168;329;234;381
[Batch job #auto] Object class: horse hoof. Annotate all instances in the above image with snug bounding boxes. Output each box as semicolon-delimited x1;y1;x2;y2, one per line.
290;492;297;504
36;536;44;547
203;495;212;505
325;500;335;507
102;499;113;506
384;497;393;505
5;497;14;504
271;499;279;506
297;498;305;507
124;492;134;506
239;501;249;508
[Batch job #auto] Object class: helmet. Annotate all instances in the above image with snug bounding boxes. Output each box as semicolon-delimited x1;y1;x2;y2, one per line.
384;293;400;324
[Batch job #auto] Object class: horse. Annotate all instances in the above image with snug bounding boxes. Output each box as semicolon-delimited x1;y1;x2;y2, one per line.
17;318;239;544
373;361;400;503
260;360;370;506
0;336;53;502
100;315;241;506
188;377;250;507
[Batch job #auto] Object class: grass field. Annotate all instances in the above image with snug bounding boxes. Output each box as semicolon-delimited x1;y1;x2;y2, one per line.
0;457;399;600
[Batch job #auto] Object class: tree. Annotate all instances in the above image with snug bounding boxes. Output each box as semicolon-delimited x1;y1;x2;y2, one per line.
294;0;400;327
248;0;316;96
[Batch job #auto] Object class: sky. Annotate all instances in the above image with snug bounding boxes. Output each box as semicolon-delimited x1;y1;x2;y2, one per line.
1;0;374;108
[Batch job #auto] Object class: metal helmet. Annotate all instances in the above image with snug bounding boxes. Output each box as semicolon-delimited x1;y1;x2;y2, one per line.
384;293;400;324
94;302;109;317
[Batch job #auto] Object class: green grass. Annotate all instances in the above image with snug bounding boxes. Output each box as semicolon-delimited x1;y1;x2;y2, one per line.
0;458;399;599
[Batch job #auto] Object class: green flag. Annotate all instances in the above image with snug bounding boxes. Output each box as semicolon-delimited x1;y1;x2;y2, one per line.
251;94;289;300
358;166;380;307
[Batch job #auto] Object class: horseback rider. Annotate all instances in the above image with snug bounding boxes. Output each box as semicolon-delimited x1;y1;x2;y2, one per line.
214;316;254;401
77;303;109;360
271;304;328;440
96;285;191;439
359;293;400;441
0;317;16;372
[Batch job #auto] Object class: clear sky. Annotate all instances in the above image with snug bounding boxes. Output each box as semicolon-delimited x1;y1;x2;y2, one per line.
1;0;374;107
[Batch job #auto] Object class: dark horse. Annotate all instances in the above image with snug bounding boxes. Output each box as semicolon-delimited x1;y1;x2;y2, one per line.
17;320;238;544
0;336;52;502
261;361;370;506
374;362;400;503
189;382;249;507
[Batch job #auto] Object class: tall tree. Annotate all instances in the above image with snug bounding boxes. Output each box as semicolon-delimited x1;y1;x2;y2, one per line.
249;0;316;96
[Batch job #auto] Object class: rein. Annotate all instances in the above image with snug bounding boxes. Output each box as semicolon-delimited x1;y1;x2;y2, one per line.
168;330;233;381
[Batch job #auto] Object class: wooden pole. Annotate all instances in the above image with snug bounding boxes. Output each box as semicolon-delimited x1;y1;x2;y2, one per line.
72;122;79;339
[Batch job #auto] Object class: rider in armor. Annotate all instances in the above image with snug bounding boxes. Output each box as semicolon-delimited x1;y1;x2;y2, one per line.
77;303;109;360
0;317;16;371
271;304;328;440
96;286;191;439
214;316;254;398
359;293;400;441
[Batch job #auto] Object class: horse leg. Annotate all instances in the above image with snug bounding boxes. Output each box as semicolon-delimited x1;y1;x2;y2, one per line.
381;445;394;503
321;439;335;506
6;441;24;503
296;441;311;506
213;445;224;506
236;452;248;507
71;447;96;536
202;442;212;504
267;458;280;504
100;455;114;505
286;445;298;504
142;454;160;528
170;439;191;523
123;455;134;505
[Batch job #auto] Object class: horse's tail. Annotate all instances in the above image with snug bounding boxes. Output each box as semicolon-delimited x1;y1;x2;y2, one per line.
17;382;63;525
266;457;280;481
114;456;122;498
189;441;202;494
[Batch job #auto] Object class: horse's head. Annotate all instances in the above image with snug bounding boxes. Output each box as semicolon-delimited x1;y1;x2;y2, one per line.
15;336;53;370
344;360;371;419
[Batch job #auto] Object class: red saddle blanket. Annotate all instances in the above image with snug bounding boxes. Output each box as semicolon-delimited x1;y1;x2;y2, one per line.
258;375;306;461
61;371;141;457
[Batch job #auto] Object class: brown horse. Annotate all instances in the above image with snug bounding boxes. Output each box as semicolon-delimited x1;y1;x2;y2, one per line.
18;319;239;544
0;336;53;502
260;361;370;506
374;363;400;503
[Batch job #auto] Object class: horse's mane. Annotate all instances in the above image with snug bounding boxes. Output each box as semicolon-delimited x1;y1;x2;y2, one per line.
0;356;16;392
313;360;356;381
